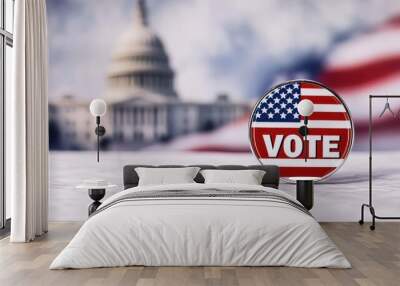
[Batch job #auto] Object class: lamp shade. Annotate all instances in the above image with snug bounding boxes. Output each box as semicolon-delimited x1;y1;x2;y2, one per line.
297;99;314;117
89;99;107;117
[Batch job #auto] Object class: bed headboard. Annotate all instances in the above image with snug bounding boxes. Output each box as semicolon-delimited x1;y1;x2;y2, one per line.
123;165;280;190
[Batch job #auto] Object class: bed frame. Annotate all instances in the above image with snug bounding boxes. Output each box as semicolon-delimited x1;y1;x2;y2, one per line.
123;165;280;190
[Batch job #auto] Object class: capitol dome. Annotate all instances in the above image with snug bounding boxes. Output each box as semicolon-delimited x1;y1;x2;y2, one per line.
107;0;177;102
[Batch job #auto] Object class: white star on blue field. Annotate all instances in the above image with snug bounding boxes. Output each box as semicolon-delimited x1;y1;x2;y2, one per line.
253;82;301;123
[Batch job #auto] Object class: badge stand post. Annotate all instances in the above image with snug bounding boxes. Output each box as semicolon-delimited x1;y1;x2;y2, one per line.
359;95;400;230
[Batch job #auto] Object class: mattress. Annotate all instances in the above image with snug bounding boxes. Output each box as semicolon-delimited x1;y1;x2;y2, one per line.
50;183;350;269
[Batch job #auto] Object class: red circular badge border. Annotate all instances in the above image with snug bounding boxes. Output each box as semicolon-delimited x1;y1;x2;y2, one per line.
248;79;355;182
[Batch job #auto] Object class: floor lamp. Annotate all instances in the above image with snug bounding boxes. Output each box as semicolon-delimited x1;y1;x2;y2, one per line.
89;99;107;162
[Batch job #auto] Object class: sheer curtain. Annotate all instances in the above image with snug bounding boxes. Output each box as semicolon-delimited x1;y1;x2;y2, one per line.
8;0;49;242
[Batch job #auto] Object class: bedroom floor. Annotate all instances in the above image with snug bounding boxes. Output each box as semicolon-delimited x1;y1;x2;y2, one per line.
0;223;399;286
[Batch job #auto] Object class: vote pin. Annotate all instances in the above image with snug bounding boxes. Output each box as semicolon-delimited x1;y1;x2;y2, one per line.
249;80;354;181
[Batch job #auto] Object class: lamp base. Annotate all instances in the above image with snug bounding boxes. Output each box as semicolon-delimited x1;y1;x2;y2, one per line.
88;188;106;216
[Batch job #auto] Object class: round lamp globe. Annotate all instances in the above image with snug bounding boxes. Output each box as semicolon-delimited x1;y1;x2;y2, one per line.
298;99;314;117
90;99;107;117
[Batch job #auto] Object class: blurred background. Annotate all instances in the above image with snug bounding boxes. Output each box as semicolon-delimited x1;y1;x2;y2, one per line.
46;0;400;221
47;0;400;153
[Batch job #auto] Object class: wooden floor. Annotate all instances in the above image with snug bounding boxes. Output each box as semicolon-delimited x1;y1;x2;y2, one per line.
0;222;399;286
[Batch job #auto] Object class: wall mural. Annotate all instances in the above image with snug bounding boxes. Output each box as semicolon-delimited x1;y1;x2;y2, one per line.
47;0;400;220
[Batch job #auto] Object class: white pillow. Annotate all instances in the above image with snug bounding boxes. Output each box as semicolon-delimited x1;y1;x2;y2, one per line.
200;169;266;185
135;167;200;186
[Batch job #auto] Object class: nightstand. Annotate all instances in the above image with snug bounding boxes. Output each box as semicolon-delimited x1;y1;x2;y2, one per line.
76;181;118;216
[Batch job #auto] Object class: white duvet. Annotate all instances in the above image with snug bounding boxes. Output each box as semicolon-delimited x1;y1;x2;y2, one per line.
50;183;350;269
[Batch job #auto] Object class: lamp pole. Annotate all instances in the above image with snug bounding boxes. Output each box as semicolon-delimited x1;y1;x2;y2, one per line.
90;99;107;163
94;116;105;163
296;99;315;210
97;116;100;162
298;99;314;162
303;116;308;162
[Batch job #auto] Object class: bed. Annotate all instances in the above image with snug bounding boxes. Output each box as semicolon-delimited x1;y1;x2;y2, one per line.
50;165;350;269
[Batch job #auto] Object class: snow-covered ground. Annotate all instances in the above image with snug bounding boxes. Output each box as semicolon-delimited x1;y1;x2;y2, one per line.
49;150;400;222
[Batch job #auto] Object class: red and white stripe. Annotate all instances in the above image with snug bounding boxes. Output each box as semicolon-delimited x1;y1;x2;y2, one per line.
251;82;353;178
300;82;352;126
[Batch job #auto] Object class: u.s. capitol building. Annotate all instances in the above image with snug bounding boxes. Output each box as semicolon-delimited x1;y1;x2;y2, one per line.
49;0;249;150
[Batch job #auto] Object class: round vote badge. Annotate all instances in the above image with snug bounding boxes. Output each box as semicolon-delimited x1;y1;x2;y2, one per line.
249;80;354;181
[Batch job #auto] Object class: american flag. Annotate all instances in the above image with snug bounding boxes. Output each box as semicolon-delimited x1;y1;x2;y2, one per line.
250;81;353;179
318;16;400;149
160;16;400;153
